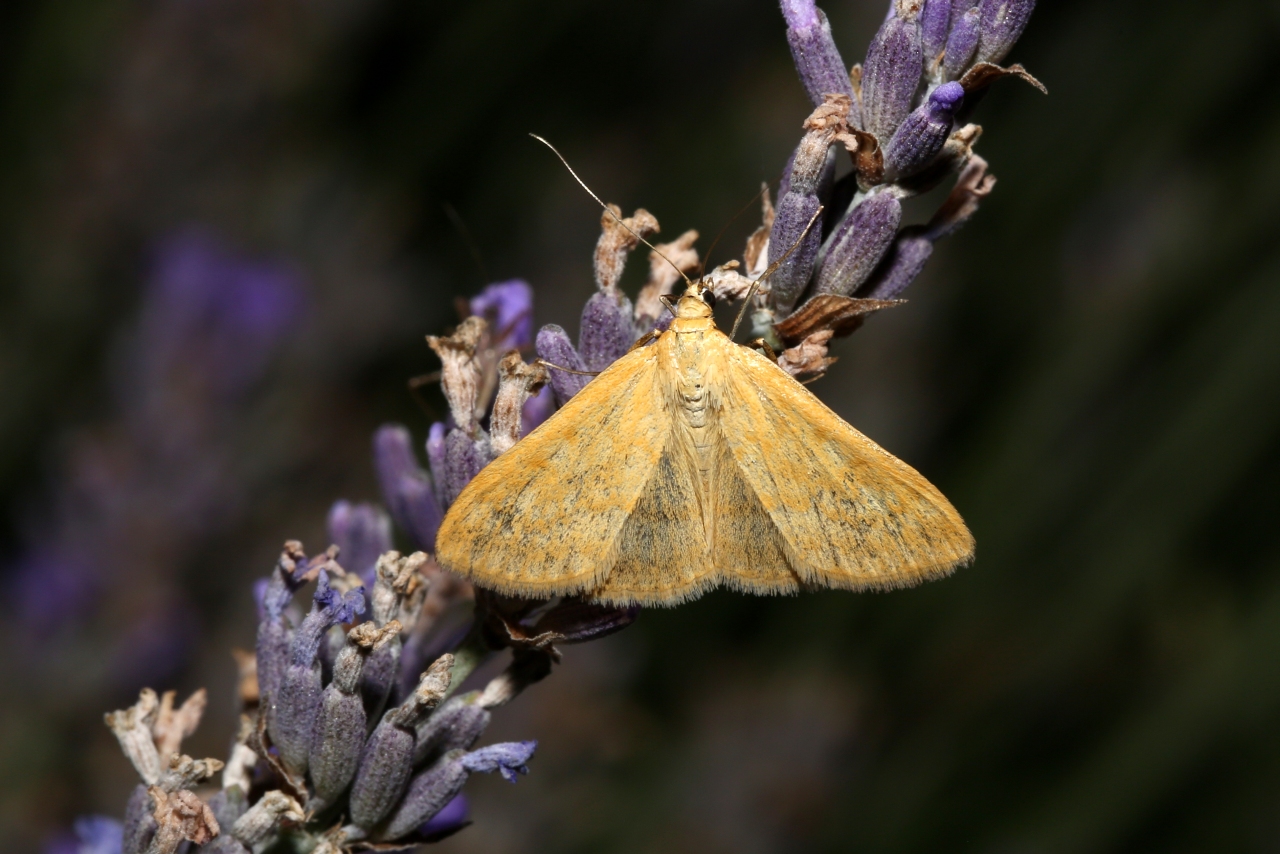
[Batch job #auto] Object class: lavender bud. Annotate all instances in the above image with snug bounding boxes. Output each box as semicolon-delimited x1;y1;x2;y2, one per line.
442;427;487;507
768;194;824;315
882;82;963;181
413;693;492;765
310;622;400;806
942;6;981;81
862;2;924;143
920;0;951;63
975;0;1035;65
535;324;589;405
469;280;533;351
255;543;310;722
378;742;535;841
375;752;469;841
859;228;934;299
198;837;250;854
123;785;156;854
781;2;860;124
814;191;903;296
274;572;366;777
349;656;453;829
326;501;392;587
578;289;635;372
372;425;444;552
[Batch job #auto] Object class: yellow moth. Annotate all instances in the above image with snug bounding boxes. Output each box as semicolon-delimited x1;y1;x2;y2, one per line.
435;280;974;606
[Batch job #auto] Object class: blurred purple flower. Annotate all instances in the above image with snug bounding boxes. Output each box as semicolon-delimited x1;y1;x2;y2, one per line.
7;226;305;686
470;280;533;352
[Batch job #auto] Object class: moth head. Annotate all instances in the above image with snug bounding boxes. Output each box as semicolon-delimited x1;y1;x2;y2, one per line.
676;280;715;319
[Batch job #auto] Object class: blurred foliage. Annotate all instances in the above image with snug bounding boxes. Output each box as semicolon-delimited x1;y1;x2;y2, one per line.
2;0;1280;851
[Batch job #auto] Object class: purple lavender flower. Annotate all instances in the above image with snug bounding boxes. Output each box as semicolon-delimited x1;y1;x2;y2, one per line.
8;225;304;703
373;425;444;551
781;0;859;124
861;2;924;144
975;0;1036;65
327;501;392;587
469;279;534;351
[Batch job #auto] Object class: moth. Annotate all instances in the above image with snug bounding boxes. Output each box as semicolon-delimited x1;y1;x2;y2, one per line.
435;280;974;606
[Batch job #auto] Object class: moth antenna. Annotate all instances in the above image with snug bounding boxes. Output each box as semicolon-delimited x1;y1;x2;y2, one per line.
407;371;442;389
535;358;602;377
699;182;771;277
529;133;694;289
442;201;489;285
729;205;824;341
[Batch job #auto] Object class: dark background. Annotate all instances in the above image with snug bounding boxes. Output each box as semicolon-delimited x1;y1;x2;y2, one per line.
3;0;1280;851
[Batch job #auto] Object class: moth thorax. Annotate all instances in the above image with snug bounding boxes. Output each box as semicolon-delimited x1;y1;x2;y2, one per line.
675;291;713;319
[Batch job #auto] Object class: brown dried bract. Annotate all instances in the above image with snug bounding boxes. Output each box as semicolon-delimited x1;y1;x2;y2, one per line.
927;154;997;237
427;315;487;435
149;787;219;850
636;230;700;323
772;294;905;347
959;62;1047;95
491;350;550;456
231;648;260;707
595;204;660;292
777;330;838;380
705;261;755;302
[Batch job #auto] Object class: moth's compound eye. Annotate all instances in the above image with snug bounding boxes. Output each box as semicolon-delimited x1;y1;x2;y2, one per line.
699;285;716;308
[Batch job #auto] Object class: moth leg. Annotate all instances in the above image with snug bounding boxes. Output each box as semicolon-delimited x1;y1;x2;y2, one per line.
659;295;678;316
628;329;659;352
747;337;778;362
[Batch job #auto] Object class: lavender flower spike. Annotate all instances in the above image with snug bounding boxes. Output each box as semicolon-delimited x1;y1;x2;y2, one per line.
373;425;443;552
975;0;1035;65
814;189;903;296
376;742;537;841
883;81;964;181
273;571;366;777
309;621;401;808
942;5;981;82
861;0;925;144
781;0;860;126
768;95;856;314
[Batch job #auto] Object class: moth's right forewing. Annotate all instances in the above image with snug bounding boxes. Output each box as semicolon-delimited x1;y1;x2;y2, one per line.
721;345;974;591
435;347;669;598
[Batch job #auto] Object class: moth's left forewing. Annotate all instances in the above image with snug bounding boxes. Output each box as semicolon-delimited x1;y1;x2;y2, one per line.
719;343;974;590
